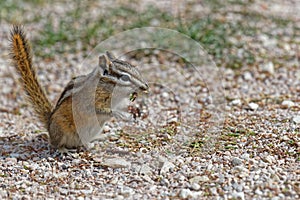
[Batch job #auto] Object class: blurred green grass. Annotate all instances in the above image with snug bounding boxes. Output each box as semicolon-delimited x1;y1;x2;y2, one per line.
0;0;296;68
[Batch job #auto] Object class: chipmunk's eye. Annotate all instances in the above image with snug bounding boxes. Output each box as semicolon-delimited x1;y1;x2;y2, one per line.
120;74;130;82
103;69;108;76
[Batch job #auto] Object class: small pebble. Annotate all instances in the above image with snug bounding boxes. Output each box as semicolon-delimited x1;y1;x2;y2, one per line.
5;157;17;164
179;189;191;199
241;153;250;160
292;116;300;124
102;125;111;132
232;192;245;200
264;155;275;163
248;102;259;110
102;158;131;169
231;99;242;106
139;164;152;176
232;157;243;166
72;159;81;165
160;161;175;174
191;183;200;191
281;100;295;108
260;62;274;74
243;71;253;80
190;175;209;183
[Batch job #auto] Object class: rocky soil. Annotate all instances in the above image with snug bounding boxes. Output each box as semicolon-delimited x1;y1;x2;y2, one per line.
0;0;299;199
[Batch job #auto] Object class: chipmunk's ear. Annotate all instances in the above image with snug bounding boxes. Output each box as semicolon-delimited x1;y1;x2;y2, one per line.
106;51;116;60
98;54;112;74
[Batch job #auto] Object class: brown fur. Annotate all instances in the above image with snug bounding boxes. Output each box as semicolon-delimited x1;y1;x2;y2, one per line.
9;25;148;150
10;25;52;127
48;97;80;148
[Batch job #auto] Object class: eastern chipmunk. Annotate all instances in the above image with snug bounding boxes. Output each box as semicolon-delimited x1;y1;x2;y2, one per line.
10;25;148;152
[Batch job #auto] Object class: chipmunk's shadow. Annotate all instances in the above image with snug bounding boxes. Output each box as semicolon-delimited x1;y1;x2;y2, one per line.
1;133;123;162
0;133;69;161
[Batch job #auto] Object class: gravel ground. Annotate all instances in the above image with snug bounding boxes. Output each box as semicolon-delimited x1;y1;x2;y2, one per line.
0;0;299;199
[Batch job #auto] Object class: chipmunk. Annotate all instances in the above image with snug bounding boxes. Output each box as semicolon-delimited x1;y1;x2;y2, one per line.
10;25;148;152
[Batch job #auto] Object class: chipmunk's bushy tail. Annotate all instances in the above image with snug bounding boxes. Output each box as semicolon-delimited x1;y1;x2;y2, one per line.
10;25;53;127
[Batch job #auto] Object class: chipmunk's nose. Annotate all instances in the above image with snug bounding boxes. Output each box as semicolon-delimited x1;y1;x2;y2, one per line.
140;83;149;91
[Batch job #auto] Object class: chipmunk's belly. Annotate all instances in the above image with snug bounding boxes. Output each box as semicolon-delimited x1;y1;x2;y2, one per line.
76;114;112;145
61;132;82;148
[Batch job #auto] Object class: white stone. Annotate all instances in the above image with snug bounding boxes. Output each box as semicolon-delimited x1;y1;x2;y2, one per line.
158;156;167;163
255;188;263;195
119;187;134;198
259;34;277;48
0;189;7;198
102;125;111;132
179;189;202;199
0;127;3;137
243;71;253;81
232;192;245;200
210;187;218;195
115;196;124;200
179;189;191;199
232;157;243;166
190;175;209;183
248;102;259;110
282;100;295;108
139;164;152;176
59;188;68;195
191;183;200;191
102;158;131;169
162;92;169;98
272;174;280;182
142;175;153;183
72;159;81;165
2;86;11;94
261;62;274;74
265;155;275;163
241;153;250;160
177;175;185;181
5;157;17;165
81;189;93;195
293;116;300;124
281;135;289;141
231;99;242;106
160;161;175;174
